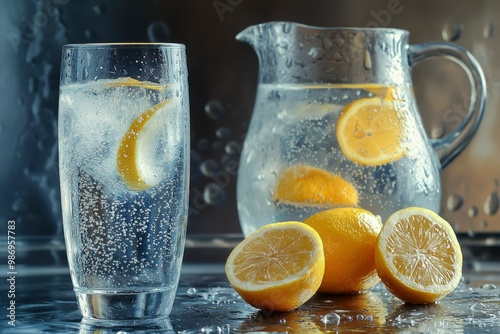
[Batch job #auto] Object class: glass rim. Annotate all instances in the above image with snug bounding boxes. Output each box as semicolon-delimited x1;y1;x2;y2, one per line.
62;42;186;49
259;21;410;35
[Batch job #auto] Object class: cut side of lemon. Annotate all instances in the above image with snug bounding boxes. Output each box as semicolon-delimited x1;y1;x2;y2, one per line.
273;165;358;207
104;77;169;90
336;97;405;166
225;221;325;312
375;207;463;304
116;98;171;192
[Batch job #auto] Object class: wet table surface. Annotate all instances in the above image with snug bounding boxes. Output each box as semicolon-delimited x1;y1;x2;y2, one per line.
2;264;500;333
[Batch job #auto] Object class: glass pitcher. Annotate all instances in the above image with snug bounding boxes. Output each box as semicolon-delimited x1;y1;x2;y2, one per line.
236;22;486;236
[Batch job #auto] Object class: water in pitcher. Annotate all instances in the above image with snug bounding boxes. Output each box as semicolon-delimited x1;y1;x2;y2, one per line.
58;79;188;309
237;83;441;236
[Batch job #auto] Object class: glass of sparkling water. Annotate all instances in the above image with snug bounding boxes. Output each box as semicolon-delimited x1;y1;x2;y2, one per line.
58;43;190;324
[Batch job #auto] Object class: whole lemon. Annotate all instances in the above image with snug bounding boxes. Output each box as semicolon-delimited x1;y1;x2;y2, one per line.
304;207;382;294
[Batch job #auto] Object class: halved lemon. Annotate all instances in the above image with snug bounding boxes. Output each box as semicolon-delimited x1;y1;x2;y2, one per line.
336;97;405;166
225;221;325;312
375;207;463;304
273;165;358;207
116;98;171;192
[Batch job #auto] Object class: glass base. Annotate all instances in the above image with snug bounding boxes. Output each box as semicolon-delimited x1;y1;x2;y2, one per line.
76;287;175;324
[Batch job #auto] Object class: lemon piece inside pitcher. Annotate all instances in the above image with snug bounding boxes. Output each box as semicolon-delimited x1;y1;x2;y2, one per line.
273;165;358;207
336;96;405;166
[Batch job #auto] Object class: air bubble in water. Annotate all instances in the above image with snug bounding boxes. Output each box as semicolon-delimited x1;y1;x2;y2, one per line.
205;100;225;120
147;21;171;42
321;312;340;326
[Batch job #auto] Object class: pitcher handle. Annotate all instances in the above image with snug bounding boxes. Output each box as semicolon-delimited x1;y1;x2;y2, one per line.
408;43;487;169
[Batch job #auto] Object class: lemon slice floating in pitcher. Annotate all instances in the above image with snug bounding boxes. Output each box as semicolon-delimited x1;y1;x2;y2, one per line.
273;165;358;207
117;98;172;192
336;96;405;166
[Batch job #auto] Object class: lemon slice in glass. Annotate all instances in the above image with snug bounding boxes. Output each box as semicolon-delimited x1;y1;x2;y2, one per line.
116;98;171;192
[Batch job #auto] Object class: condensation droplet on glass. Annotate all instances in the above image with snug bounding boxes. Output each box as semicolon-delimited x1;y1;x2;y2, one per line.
442;23;462;41
205;100;225;120
307;47;320;58
323;38;333;50
216;127;231;139
447;194;463;211
147;21;171;43
187;287;198;297
364;50;372;70
321;312;340;326
282;21;292;34
119;68;128;76
484;192;499;215
431;126;445;139
483;21;494;39
201;325;222;334
203;183;227;206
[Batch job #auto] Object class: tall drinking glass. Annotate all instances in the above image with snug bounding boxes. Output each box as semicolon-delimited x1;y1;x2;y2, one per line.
58;43;190;324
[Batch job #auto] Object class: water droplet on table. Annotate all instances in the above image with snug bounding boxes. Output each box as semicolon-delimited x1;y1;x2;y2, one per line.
482;283;496;290
321;312;340;326
187;287;198;297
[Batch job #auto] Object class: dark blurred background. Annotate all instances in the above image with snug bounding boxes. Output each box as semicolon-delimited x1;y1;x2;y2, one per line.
1;0;500;265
